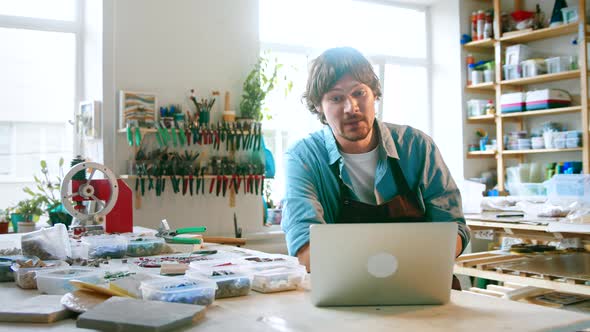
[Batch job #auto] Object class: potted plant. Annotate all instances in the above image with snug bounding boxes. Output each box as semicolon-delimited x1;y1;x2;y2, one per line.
239;51;292;122
0;209;9;234
23;158;73;229
11;197;43;233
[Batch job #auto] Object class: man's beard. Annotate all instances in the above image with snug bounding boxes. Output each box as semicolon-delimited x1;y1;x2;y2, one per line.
339;117;371;142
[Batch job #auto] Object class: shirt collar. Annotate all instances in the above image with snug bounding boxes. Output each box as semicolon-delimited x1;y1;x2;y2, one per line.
323;119;399;166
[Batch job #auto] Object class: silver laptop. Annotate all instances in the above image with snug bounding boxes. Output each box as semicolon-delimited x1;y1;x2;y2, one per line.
310;222;457;306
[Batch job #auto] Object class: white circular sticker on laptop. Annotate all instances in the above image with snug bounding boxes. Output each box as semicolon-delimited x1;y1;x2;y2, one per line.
367;253;398;278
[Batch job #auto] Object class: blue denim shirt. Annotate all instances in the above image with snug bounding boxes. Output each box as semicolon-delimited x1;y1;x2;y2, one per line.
281;120;470;256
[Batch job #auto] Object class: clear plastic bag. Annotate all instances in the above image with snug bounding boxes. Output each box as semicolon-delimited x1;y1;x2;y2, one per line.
21;224;72;260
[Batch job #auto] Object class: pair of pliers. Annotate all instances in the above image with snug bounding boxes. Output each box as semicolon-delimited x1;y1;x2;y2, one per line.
156;220;206;244
126;124;142;146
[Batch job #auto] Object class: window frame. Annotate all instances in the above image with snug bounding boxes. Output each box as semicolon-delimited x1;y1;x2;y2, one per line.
0;3;83;183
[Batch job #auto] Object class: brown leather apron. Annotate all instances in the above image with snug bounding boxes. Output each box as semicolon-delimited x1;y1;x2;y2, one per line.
333;158;461;290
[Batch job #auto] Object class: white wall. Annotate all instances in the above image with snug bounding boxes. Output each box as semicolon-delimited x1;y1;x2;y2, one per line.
430;0;467;181
95;0;267;236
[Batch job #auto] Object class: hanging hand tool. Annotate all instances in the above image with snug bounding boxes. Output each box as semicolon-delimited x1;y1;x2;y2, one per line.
158;121;170;146
235;122;242;151
201;167;205;195
174;120;185;147
171;126;178;147
209;173;216;194
156;219;206;244
135;127;142;146
126;124;134;146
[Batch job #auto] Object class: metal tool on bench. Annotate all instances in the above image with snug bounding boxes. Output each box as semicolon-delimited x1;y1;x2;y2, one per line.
156;219;206;244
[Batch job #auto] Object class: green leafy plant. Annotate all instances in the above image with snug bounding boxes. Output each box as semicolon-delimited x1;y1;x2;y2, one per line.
239;51;293;121
13;197;44;222
23;158;65;214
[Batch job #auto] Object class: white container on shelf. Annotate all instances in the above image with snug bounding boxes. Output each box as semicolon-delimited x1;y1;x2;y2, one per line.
505;44;531;65
561;7;578;24
520;59;547;78
503;64;521;80
545;56;571;73
467;99;488;117
566;137;581;148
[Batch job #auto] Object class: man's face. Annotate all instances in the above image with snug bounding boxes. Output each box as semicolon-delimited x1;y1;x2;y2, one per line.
318;74;376;146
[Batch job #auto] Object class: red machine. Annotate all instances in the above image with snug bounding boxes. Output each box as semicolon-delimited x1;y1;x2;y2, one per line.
62;162;133;233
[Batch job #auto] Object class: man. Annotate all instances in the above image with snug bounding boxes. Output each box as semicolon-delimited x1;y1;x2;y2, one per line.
282;47;470;273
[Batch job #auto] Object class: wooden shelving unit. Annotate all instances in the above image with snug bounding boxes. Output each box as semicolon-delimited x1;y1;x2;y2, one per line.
463;0;589;192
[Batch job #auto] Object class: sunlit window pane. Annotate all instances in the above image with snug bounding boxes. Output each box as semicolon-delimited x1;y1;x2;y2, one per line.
0;28;75;123
259;0;426;57
350;1;426;58
0;0;76;21
382;64;429;133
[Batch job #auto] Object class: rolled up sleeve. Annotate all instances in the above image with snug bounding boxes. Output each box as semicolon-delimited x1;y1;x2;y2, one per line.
420;138;471;254
281;151;325;256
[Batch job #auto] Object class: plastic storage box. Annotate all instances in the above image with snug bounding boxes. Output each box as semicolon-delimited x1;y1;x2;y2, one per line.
544;174;590;203
503;64;521;80
186;267;252;299
520;59;547;78
467;99;489;117
83;235;128;259
545;56;572;74
36;267;103;294
0;255;39;282
507;183;547;196
11;260;69;289
140;277;217;305
566;137;581;148
525;89;572;111
246;264;307;293
125;237;165;257
501;92;526;113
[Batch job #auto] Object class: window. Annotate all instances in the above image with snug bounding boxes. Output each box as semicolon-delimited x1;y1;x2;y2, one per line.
0;1;78;206
260;0;430;203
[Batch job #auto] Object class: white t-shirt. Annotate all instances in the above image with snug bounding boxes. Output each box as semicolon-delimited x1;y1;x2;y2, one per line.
340;146;380;205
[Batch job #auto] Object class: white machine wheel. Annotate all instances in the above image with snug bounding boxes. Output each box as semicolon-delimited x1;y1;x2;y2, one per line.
60;162;119;220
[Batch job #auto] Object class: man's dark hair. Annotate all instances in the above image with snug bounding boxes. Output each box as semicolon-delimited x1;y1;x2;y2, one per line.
303;47;382;124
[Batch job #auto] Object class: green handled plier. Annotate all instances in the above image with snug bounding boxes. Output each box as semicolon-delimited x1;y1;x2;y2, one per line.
156;219;206;244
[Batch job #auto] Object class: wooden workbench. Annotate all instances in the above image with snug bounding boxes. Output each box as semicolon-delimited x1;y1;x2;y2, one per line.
1;282;589;332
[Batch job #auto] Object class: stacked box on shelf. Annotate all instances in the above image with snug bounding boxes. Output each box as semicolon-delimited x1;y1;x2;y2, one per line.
525;89;572;111
501;92;526;113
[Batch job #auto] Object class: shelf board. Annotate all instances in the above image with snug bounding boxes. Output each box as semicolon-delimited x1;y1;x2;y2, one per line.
465;82;495;92
467;150;496;158
463;38;495;51
503;147;583;155
117;128;157;134
467;114;495;123
500;106;582;118
500;22;579;43
501;70;580;86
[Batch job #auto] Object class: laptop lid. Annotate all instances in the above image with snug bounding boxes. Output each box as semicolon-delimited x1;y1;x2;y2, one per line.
310;222;457;306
